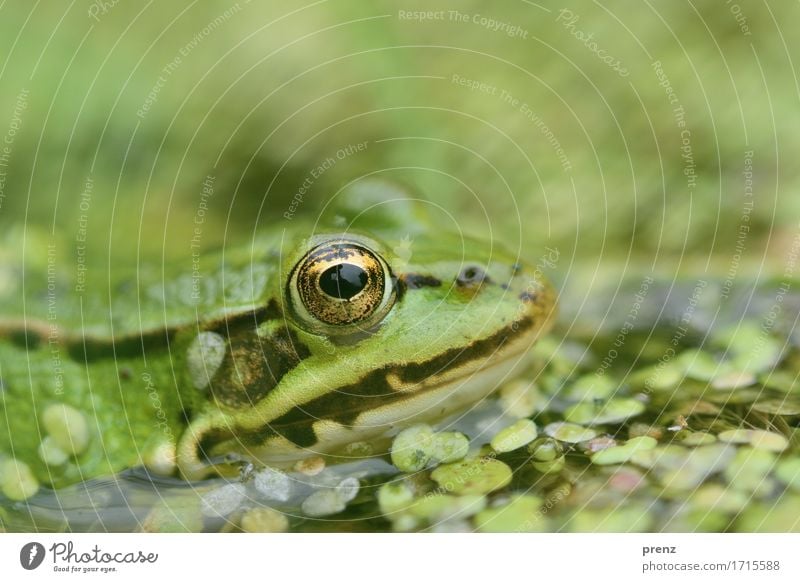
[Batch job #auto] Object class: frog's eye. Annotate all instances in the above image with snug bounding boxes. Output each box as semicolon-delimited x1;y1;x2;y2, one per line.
288;239;396;335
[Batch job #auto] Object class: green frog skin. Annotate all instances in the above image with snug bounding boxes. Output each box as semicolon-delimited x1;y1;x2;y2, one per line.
0;182;556;494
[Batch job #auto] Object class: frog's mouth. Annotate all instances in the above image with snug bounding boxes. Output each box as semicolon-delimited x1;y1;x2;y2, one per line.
237;307;554;464
345;311;551;429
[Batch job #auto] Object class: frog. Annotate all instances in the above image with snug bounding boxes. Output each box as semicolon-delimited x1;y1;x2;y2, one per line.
0;180;556;499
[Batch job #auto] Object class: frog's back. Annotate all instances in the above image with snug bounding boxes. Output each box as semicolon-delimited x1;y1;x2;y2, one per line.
0;227;292;341
0;226;290;491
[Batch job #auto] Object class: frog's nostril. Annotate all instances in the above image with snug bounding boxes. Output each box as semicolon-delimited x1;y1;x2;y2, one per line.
457;266;488;287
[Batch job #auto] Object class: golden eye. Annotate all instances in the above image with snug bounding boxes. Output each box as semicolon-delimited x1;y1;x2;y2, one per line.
288;238;396;334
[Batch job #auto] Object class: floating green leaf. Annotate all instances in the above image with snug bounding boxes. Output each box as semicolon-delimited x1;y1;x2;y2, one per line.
565;398;646;425
591;436;657;465
474;495;545;532
491;419;538;453
431;458;513;496
545;422;598;443
718;429;789;452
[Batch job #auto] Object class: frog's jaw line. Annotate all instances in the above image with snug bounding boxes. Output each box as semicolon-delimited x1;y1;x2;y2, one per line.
243;355;525;464
327;345;530;454
221;313;550;465
177;411;234;481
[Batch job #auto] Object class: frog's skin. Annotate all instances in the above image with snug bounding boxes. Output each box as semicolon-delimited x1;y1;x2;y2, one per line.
0;182;556;490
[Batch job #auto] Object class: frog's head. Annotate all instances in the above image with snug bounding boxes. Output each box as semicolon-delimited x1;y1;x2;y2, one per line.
179;181;556;478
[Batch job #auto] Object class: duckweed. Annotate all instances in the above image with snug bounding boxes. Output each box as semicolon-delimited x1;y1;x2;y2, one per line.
775;458;800;491
737;496;800;533
591;436;657;465
139;498;203;533
714;324;767;356
6;289;799;535
724;447;777;494
688;483;749;513
528;437;563;462
628;423;663;440
498;380;542;418
718;429;789;452
631;363;683;391
680;431;717;446
607;467;646;493
665;506;732;533
677;349;720;381
636;444;734;491
759;370;797;393
568;503;654;533
491;419;538;453
563;375;617;400
240;507;289;533
731;341;783;375
751;398;800;416
545;422;598;443
431;432;470;463
534;458;567;474
431;458;513;496
582;435;618;453
565;398;646;425
377;481;415;515
390;425;436;472
528;438;566;473
474;495;545;532
711;371;757;390
708;389;764;405
407;494;486;523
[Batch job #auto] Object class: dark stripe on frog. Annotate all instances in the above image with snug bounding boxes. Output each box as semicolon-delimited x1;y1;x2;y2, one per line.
0;317;177;360
247;315;536;448
61;300;283;362
400;273;442;290
6;327;43;350
67;327;178;362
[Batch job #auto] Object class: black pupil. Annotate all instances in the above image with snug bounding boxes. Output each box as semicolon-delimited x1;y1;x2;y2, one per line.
319;263;369;300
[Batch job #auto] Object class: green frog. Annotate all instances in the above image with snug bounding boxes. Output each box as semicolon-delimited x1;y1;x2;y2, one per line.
0;181;556;499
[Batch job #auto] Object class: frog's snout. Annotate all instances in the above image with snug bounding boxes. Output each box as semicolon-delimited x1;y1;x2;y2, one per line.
453;260;553;316
507;262;558;331
490;259;557;319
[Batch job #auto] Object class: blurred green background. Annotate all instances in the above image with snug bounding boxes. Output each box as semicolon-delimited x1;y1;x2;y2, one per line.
0;0;797;280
